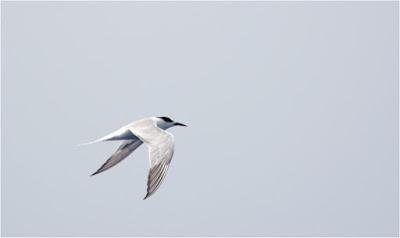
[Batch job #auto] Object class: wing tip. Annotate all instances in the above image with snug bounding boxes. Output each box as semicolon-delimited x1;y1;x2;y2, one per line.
90;172;98;176
90;166;104;176
143;193;152;200
90;166;105;176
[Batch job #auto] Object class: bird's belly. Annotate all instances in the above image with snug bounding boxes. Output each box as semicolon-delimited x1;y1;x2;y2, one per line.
108;129;139;141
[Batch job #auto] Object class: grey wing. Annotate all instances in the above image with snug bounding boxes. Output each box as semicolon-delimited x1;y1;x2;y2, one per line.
128;119;176;200
91;139;143;176
143;132;174;200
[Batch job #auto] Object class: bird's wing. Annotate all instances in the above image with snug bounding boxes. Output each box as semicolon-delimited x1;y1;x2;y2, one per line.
128;120;175;199
91;139;143;176
144;133;174;199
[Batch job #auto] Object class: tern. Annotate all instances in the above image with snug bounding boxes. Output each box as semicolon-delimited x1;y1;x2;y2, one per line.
83;116;187;200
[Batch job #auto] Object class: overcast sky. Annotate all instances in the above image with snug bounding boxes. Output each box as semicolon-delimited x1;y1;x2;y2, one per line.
2;1;398;236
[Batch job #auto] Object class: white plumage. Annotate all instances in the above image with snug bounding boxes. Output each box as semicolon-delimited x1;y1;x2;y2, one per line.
83;116;186;200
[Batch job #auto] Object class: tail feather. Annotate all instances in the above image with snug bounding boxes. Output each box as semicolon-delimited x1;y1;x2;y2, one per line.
77;137;107;146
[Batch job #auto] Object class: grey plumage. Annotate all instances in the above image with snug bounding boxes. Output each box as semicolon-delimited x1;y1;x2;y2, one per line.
84;116;186;199
91;139;143;176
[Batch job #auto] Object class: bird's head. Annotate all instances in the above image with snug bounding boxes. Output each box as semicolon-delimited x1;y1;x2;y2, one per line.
156;116;187;130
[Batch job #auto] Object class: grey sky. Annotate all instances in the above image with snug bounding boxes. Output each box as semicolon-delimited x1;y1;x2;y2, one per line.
2;1;398;236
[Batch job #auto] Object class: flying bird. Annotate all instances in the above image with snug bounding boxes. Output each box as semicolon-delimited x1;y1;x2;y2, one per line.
83;116;187;200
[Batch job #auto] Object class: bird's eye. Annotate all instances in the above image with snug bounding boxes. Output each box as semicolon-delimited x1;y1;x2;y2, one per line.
159;117;173;123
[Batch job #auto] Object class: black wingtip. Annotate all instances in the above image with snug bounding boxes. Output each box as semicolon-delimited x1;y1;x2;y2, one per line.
91;166;106;176
91;171;99;176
